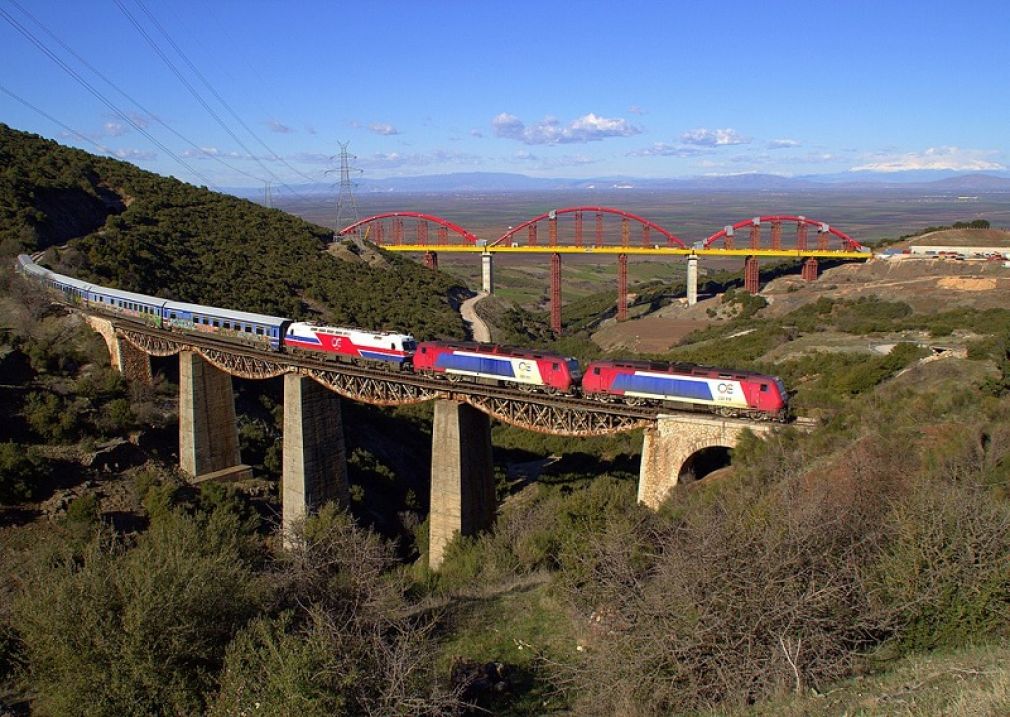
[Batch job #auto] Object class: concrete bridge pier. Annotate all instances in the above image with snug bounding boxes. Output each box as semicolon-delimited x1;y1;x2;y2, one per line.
481;251;494;294
638;414;773;509
686;254;699;305
282;373;349;546
428;399;495;569
178;350;251;482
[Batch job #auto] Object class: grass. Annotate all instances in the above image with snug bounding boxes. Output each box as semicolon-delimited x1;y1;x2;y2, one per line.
706;643;1010;717
434;579;576;715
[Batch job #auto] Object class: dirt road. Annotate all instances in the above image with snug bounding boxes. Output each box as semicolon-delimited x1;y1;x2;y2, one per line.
460;292;491;342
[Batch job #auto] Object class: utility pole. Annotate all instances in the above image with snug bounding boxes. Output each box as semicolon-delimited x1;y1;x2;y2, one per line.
327;141;360;230
263;181;272;208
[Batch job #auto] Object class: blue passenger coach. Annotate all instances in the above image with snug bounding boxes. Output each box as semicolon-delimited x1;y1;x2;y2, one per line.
162;300;289;350
86;285;166;327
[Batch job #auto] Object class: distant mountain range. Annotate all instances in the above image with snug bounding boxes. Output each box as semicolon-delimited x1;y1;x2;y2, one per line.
228;171;1010;198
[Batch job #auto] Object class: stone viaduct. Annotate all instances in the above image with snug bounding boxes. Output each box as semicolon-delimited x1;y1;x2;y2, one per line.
86;315;779;568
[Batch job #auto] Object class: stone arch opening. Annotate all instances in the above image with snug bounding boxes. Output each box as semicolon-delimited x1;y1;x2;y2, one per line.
679;445;733;483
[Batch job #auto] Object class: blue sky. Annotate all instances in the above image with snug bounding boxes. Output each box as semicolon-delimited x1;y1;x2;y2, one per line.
2;0;1008;190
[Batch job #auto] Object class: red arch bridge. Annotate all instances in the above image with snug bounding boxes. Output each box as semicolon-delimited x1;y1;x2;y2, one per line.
337;209;870;333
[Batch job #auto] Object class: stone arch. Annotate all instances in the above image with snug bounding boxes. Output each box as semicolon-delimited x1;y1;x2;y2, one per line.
678;444;733;483
638;414;775;508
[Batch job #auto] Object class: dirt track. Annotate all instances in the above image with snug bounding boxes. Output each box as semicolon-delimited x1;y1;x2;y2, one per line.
460;293;491;342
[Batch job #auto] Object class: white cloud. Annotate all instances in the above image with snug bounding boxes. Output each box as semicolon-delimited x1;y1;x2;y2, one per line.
181;146;244;160
852;146;1005;172
369;122;399;136
680;128;749;146
492;112;641;144
358;149;480;169
266;119;293;134
469;128;484;138
112;148;156;161
103;121;128;137
627;104;645;115
767;138;800;149
627;143;707;158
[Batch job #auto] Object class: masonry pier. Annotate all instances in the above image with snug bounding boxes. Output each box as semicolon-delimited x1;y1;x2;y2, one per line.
428;399;495;569
178;350;250;482
281;373;349;545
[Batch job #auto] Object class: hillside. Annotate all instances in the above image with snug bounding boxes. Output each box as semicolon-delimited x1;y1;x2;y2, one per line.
909;228;1010;247
0;124;466;338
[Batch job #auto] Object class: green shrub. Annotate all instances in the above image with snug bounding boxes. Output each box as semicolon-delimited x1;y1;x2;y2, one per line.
23;391;81;442
870;482;1010;655
64;493;99;527
15;511;262;715
0;441;47;503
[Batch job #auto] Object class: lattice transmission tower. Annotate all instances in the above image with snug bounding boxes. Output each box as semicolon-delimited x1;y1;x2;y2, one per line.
327;141;361;230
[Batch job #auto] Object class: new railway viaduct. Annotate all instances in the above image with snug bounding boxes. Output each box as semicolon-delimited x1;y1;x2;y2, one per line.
83;314;788;568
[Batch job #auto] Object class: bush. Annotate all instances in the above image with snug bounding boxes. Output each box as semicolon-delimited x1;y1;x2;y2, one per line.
15;511;262;715
23;391;81;442
0;441;47;503
211;505;464;716
870;481;1010;655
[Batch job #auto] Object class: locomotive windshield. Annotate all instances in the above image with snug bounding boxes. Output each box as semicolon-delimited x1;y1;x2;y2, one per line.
402;339;417;352
567;358;582;379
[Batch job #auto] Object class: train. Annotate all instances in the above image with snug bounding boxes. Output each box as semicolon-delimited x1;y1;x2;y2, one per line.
14;254;790;421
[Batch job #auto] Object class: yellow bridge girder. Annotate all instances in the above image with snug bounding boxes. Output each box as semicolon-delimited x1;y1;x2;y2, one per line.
377;244;872;260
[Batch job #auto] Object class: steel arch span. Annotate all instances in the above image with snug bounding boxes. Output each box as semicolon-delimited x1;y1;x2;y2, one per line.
491;206;687;249
337;212;479;246
703;215;864;252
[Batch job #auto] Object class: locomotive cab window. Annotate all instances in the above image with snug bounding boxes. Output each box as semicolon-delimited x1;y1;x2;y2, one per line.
593;367;601;375
760;384;769;392
552;362;559;370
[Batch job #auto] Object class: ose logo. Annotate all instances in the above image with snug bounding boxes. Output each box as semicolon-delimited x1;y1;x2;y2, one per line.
330;337;342;349
717;382;734;395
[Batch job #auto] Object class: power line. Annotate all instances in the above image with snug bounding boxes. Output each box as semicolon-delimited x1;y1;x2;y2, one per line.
134;0;320;186
0;4;215;187
6;0;269;186
113;0;310;199
0;82;110;153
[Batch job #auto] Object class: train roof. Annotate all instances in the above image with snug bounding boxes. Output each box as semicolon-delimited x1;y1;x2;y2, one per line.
18;255;92;291
417;339;575;360
90;284;167;307
163;299;289;327
288;321;413;339
586;358;780;381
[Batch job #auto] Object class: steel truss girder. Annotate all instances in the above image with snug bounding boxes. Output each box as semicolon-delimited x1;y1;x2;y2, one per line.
303;368;438;407
459;393;649;436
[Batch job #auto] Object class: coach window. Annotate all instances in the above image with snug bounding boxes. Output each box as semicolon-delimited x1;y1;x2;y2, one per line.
552;362;559;370
213;320;220;328
255;327;263;335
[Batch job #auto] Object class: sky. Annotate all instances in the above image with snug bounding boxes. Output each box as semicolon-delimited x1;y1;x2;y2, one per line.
2;0;1009;192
